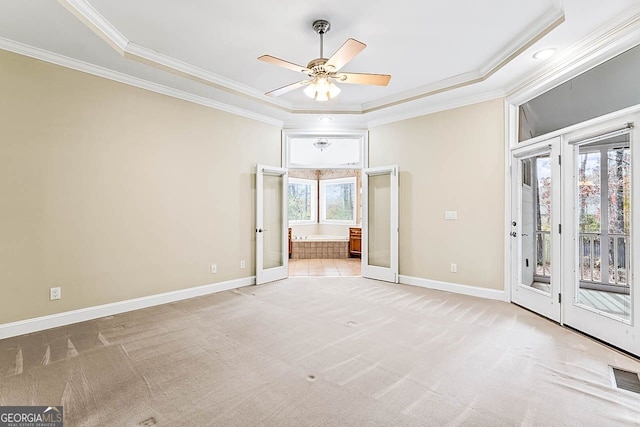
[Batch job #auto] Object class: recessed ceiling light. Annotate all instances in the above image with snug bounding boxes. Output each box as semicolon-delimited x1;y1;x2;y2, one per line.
533;48;557;60
319;117;332;122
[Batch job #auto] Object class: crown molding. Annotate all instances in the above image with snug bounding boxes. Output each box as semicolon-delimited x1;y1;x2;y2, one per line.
506;3;640;105
361;6;564;113
478;7;565;79
367;90;505;128
0;37;284;127
57;0;564;118
17;1;639;128
57;0;127;54
123;42;290;111
362;70;483;113
57;0;294;113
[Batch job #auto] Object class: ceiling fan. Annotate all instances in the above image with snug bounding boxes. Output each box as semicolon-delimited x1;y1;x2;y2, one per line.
258;20;391;101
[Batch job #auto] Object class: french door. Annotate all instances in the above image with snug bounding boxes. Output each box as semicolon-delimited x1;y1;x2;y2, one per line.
362;165;399;283
562;120;640;355
510;115;640;356
255;165;288;285
511;138;562;322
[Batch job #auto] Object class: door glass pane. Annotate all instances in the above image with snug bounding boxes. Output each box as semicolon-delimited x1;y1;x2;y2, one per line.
520;155;552;295
263;174;284;269
368;173;390;268
576;137;631;321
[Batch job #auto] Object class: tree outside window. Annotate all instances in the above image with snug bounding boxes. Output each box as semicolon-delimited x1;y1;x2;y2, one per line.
320;177;356;224
288;178;317;223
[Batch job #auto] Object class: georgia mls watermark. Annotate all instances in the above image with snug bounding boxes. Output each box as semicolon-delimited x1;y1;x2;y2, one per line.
0;406;63;427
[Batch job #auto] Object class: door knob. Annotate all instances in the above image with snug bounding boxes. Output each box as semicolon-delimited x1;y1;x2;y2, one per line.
510;231;517;237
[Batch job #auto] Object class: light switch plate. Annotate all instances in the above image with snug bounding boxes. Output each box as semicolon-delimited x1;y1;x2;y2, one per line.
445;211;458;220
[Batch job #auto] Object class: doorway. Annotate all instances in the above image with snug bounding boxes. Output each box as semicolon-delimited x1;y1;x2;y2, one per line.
287;168;362;277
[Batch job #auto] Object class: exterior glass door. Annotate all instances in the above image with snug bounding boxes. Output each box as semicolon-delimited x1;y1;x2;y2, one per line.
511;139;561;322
562;123;639;355
256;165;288;285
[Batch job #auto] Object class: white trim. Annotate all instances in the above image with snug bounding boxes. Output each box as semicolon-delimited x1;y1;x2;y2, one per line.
57;0;128;53
0;37;283;127
367;91;505;128
362;6;563;113
507;4;640;106
400;275;508;302
0;276;256;340
287;177;318;224
58;0;563;118
124;42;289;111
283;130;367;169
479;7;565;78
57;0;291;112
504;100;516;303
319;176;358;225
512;104;640;148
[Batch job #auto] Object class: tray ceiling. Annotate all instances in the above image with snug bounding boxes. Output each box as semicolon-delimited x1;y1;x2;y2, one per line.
0;0;638;127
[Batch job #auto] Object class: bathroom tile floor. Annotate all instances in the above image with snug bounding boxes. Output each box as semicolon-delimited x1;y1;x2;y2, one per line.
288;258;361;277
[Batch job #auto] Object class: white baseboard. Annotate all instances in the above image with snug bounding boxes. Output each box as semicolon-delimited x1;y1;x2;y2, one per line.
399;275;508;302
0;276;256;340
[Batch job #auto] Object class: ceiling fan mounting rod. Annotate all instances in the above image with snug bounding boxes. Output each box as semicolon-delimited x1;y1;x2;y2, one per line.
312;19;331;59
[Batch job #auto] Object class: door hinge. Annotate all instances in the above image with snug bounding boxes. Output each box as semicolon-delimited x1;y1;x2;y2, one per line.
558;224;562;234
558;293;562;303
558;154;561;165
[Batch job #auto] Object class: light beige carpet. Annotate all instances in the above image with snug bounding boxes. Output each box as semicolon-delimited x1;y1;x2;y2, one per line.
2;277;640;426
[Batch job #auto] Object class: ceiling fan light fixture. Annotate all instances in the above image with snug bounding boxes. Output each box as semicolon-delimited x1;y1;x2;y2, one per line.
259;20;390;99
304;76;341;101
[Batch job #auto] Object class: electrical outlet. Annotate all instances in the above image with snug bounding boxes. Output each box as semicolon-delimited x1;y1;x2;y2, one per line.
210;264;217;274
50;287;61;300
240;260;246;269
450;263;457;273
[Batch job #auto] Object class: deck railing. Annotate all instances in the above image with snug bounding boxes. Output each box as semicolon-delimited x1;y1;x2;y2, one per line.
534;231;630;293
579;232;629;289
535;231;551;278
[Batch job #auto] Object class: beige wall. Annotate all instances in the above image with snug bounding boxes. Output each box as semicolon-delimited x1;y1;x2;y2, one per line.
0;50;281;324
369;98;505;290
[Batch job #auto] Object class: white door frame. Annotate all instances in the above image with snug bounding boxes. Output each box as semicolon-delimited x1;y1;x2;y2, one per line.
256;164;288;285
362;165;399;283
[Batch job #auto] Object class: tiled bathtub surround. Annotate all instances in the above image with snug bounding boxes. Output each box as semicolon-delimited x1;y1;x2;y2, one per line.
292;241;349;259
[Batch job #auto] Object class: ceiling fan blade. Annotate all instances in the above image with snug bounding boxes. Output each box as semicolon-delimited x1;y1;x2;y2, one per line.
337;72;391;86
258;55;309;74
265;80;307;97
325;38;366;71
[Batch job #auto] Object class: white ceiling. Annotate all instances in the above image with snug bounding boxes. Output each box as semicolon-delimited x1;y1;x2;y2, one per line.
0;0;638;127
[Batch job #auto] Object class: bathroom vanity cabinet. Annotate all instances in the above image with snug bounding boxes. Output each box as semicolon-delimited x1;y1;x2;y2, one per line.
349;227;361;258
